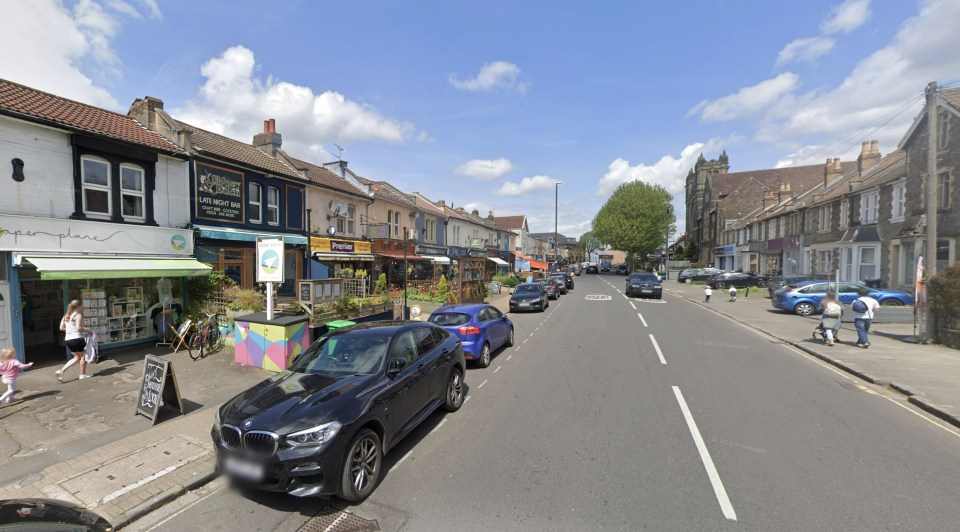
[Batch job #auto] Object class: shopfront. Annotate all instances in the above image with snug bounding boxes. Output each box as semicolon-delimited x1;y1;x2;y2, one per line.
310;237;375;279
763;238;784;275
417;244;450;280
0;214;209;363
713;245;736;271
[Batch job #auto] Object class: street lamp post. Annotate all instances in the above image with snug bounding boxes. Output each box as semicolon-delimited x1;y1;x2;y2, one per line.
663;205;672;279
402;226;408;319
554;181;562;271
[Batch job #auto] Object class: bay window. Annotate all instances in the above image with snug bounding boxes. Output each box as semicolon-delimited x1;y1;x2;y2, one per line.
858;247;877;281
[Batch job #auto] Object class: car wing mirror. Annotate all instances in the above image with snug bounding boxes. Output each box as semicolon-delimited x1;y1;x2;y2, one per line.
387;358;407;377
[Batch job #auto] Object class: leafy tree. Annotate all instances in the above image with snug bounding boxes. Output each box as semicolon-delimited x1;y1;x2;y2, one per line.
592;181;675;270
577;230;604;261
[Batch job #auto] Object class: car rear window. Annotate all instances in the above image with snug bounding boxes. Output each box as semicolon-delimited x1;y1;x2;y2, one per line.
428;313;470;326
515;284;540;294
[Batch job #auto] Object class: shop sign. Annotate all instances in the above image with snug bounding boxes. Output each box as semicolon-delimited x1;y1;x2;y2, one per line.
256;237;284;283
0;213;193;255
447;246;467;257
311;237;371;254
766;238;784;252
417;246;446;256
714;245;735;256
468;249;487;258
195;162;244;223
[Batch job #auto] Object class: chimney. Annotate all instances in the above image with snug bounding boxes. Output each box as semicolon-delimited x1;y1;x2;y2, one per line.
857;139;881;176
253;118;282;156
824;156;844;187
455;207;465;214
435;200;446;208
128;96;165;131
778;182;791;203
488;210;494;219
763;189;778;210
471;209;480;216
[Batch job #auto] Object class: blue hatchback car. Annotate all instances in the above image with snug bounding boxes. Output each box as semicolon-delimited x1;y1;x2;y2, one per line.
772;281;914;316
428;304;515;368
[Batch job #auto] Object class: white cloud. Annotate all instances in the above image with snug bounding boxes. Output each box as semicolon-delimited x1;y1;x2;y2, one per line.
689;73;799;122
175;46;418;154
495;175;557;196
822;0;872;34
454;158;513;180
596;141;721;197
776;37;835;65
0;0;157;109
449;61;529;94
461;201;486;213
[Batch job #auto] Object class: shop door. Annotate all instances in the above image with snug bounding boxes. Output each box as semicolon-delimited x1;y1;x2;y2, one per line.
0;282;9;347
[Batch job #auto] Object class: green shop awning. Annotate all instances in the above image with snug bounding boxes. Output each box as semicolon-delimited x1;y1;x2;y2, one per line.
23;256;212;280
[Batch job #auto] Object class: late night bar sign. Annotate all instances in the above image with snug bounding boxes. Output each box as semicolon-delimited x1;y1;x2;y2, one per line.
196;162;244;223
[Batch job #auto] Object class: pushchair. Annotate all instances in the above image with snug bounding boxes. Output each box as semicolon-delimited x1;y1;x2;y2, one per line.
813;314;842;343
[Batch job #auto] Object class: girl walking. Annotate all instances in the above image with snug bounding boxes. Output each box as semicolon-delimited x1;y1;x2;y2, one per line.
57;299;92;381
0;348;32;405
704;286;712;302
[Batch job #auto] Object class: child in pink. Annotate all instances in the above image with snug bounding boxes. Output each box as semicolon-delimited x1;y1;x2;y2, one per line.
0;348;33;405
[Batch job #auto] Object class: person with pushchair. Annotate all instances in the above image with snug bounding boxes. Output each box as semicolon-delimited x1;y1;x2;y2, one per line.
817;292;843;346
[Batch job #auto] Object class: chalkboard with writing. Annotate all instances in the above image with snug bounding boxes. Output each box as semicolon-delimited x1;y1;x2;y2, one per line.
135;355;184;424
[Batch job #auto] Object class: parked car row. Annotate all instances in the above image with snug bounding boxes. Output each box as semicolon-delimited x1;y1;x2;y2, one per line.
706;272;766;289
677;267;724;283
771;281;914;316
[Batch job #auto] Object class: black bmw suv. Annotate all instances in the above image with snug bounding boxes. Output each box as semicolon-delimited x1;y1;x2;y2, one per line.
212;322;465;502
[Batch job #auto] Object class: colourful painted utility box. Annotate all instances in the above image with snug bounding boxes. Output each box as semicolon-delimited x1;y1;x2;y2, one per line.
234;313;311;372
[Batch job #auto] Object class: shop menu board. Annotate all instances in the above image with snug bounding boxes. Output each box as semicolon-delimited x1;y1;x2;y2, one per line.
195;162;244;223
136;355;184;424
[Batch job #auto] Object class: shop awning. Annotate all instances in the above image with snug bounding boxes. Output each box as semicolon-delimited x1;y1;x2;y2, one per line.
195;225;307;245
376;253;430;260
487;257;508;266
429;256;451;265
530;259;549;270
22;256;212;280
312;252;376;262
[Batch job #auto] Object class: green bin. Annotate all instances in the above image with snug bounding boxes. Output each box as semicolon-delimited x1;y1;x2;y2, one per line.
326;320;356;331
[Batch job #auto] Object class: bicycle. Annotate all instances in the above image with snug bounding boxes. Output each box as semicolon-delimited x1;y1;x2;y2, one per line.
188;311;223;360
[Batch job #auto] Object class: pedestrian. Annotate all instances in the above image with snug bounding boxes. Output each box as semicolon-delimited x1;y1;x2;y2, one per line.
704;286;712;303
818;292;843;346
56;299;93;381
728;285;737;302
0;348;33;405
852;288;880;348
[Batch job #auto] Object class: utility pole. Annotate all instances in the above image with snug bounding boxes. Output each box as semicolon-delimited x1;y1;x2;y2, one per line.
924;81;939;341
663;205;672;279
304;209;312;280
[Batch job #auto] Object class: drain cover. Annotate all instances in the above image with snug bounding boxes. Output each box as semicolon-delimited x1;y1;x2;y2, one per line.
297;507;380;532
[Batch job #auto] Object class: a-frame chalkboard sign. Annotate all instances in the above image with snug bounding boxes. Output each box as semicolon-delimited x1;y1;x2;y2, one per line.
135;355;184;424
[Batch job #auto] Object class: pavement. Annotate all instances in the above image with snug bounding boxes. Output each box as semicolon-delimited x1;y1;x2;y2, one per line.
665;279;960;429
118;274;960;531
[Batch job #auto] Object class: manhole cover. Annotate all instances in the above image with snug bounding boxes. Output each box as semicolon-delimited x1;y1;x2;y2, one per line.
584;295;612;301
297;507;380;532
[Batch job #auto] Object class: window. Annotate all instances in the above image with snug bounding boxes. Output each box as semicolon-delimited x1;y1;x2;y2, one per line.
839;199;849;228
818;205;831;233
387;210;393;236
337;204;356;235
247;183;262;223
81;156;111;217
939;112;950;150
844;248;853;280
390;331;419;367
858;246;877;281
819;251;831;274
392;211;400;237
902;242;916;286
266;186;280;225
119;164;145;219
413;327;439;356
453;224;460;245
937;239;951;272
938;173;951;209
892;183;906;221
860;191;879;224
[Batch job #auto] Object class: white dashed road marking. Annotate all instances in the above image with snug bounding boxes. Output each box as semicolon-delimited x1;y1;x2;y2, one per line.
429;418;448;434
507;354;513;361
637;313;648;327
478;379;489;389
494;365;502;373
629;301;637;310
650;334;666;365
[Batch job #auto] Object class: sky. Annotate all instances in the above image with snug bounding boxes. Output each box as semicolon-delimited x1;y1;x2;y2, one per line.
3;0;960;237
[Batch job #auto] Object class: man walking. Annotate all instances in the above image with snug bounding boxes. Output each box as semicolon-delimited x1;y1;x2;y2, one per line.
852;288;880;348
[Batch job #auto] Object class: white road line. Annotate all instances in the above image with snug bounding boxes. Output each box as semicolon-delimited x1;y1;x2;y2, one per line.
464;395;472;404
429;418;448;434
637;313;648;327
494;365;502;373
649;334;666;364
389;449;415;472
523;338;528;344
478;379;489;389
629;301;637;310
672;386;737;521
514;346;521;351
506;354;513;361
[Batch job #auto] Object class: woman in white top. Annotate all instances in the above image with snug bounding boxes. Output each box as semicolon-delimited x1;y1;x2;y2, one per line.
57;299;92;381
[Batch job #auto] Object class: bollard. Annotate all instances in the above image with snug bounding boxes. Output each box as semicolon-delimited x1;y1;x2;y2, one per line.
745;286;750;298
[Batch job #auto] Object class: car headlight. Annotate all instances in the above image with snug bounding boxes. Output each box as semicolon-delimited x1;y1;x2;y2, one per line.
285;421;342;448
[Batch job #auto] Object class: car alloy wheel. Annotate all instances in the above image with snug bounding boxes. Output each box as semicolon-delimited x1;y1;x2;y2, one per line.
880;299;904;306
506;327;515;347
478;343;491;368
795;302;816;316
443;369;464;412
340;429;382;502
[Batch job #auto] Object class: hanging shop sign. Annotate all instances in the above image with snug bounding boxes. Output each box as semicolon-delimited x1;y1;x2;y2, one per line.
256;237;285;283
195;162;244;223
310;237;372;254
0;213;193;255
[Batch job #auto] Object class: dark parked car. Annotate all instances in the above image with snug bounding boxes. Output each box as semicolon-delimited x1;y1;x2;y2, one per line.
429;304;514;367
0;499;113;531
535;277;562;298
600;262;612;273
707;272;766;289
586;264;599;274
213;321;465;502
625;272;663;299
510;282;549;312
678;268;723;283
615;264;629;275
765;274;830;297
550;271;574;290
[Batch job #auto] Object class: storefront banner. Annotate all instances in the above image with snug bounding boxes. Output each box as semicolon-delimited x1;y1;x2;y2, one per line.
447;246;467;257
195;162;244;223
416;246;447;256
310;237;371;254
256;237;284;283
714;245;735;256
0;214;193;255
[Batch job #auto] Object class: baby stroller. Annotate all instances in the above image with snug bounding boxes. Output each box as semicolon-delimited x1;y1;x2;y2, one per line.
813;314;842;343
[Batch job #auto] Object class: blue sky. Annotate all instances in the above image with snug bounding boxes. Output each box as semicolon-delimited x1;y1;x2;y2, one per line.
5;1;959;236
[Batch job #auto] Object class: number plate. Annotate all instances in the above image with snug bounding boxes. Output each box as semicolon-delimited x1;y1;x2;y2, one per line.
223;456;265;482
641;289;652;293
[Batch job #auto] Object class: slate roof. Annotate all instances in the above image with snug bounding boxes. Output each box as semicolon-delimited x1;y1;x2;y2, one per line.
280;152;370;199
940;87;960;110
807;151;906;208
0;78;183;155
711;161;856;197
174;120;303;180
493;215;526;229
529;232;575;244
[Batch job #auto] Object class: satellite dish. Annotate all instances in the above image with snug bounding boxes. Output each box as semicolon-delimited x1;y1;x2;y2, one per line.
329;199;347;216
326;226;337;236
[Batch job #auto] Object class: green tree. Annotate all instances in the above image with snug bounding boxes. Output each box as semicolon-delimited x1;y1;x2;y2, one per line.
592;181;675;270
577;230;604;261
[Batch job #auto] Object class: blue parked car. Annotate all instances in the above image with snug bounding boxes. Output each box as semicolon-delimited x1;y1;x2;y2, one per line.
772;281;914;316
428;304;514;367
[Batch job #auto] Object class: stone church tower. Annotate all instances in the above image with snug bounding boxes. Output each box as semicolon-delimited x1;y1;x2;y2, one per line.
684;151;729;260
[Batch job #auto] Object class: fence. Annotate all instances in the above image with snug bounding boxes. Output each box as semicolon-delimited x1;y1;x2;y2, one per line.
341;278;370;299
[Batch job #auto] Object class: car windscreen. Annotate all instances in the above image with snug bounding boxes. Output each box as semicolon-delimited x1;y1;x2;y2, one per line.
428;313;470;326
629;274;659;282
290;333;391;375
514;284;540;294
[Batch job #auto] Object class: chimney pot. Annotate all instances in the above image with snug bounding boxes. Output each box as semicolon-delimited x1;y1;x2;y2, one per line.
870;139;879;154
471;209;479;216
861;141;869;155
269;118;276;133
263;120;270;133
857;140;881;176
